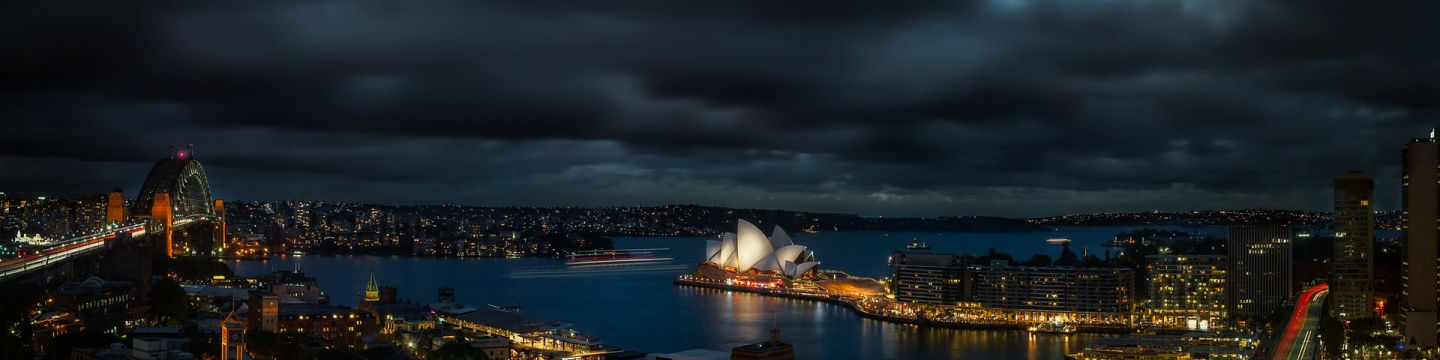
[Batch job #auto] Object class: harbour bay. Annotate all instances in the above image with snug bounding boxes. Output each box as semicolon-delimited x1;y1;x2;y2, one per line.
228;226;1217;359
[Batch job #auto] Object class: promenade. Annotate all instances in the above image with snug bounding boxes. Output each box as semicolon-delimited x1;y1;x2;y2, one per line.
674;275;1132;333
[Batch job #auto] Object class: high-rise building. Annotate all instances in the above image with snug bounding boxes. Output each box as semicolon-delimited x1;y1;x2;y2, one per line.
215;198;226;252
1402;133;1439;347
1227;225;1292;318
1332;171;1375;320
889;251;975;305
1146;255;1227;330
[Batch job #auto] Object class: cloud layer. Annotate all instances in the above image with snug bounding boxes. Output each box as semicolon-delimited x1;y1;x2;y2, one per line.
1;0;1436;216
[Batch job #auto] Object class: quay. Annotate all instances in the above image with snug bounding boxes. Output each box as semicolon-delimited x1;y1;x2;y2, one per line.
673;276;1133;334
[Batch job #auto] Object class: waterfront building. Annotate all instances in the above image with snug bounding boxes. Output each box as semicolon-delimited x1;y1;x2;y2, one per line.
699;220;817;279
1146;255;1227;330
970;265;1132;323
1069;332;1256;360
370;303;434;334
248;293;377;348
1226;225;1292;318
466;337;513;360
49;276;144;335
72;337;196;360
1332;171;1375;320
730;328;795;360
889;251;975;305
1403;132;1440;347
434;303;608;356
274;304;376;348
645;349;730;360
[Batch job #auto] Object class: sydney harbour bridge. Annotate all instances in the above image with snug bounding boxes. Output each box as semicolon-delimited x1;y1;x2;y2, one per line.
0;147;226;282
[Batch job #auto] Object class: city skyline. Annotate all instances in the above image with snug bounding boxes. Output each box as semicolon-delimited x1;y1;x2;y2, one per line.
6;1;1439;359
3;1;1437;217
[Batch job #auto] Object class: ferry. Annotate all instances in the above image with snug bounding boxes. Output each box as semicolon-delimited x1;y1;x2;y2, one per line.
1028;323;1077;334
566;248;674;267
905;240;931;250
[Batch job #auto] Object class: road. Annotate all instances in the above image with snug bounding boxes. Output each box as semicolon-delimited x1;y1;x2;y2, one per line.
1272;283;1329;360
0;223;147;280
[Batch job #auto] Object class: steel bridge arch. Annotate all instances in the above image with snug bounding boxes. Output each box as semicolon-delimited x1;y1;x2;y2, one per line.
133;156;215;219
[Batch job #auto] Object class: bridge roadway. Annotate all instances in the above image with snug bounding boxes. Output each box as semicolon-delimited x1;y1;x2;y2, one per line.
0;217;202;281
1272;283;1329;360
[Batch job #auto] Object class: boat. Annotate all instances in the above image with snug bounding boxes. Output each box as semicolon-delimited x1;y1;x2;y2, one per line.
905;240;930;250
566;248;674;267
1028;323;1077;334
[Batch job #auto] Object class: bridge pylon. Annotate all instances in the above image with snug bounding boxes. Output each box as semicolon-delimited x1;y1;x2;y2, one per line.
106;189;127;224
151;190;174;258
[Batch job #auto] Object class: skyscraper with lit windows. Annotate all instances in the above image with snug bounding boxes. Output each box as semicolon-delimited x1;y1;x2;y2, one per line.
1332;171;1374;320
1402;133;1439;347
1227;225;1292;318
1147;255;1227;330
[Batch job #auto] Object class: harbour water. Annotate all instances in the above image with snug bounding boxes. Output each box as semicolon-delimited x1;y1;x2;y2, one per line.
228;226;1218;359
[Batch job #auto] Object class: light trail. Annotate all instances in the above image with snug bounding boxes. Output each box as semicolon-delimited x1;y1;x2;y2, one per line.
0;223;147;280
1272;283;1328;360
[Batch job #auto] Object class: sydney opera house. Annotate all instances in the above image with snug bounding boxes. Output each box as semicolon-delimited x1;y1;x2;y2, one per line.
696;220;818;279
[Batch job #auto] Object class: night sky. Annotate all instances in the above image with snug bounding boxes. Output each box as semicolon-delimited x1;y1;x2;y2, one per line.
2;1;1436;217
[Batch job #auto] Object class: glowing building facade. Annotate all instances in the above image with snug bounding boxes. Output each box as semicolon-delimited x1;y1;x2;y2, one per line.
1147;255;1227;330
701;220;817;278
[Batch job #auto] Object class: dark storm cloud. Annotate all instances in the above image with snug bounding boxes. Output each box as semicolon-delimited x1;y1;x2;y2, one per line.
1;0;1436;216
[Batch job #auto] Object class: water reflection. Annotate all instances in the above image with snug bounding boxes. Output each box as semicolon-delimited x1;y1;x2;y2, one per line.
227;228;1149;359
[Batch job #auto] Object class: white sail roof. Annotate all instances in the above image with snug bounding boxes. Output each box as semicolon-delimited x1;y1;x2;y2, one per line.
718;233;737;267
789;261;819;278
705;240;722;263
769;225;793;250
700;220;817;278
734;219;773;272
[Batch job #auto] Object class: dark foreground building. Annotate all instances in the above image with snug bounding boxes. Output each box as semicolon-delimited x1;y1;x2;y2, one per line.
731;329;795;360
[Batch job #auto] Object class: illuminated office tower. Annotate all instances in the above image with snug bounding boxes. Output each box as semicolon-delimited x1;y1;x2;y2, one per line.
1403;133;1439;347
1332;171;1374;320
1147;255;1227;330
1227;225;1292;318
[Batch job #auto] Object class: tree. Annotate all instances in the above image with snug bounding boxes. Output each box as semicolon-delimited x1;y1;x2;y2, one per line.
1025;254;1052;267
149;277;192;326
182;336;220;360
1055;242;1078;266
245;328;306;360
0;281;45;359
428;342;489;360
